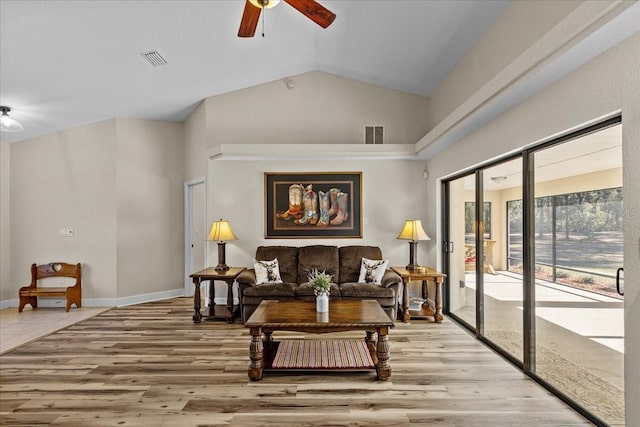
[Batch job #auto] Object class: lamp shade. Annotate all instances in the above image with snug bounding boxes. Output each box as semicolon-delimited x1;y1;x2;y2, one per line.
397;220;430;242
207;219;237;242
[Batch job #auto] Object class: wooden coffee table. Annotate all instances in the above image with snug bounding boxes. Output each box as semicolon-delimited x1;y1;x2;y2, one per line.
244;300;394;381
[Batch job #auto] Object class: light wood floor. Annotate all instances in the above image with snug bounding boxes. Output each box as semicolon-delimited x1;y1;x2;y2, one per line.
0;297;591;426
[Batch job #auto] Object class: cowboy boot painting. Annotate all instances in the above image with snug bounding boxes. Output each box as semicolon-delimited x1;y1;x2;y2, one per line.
330;192;349;225
295;184;318;225
327;188;340;218
277;184;304;220
317;191;330;227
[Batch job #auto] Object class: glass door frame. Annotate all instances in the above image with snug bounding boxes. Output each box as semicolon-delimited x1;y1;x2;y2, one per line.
441;115;622;426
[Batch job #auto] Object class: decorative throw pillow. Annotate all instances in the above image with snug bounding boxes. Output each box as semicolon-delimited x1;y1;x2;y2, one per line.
254;258;283;284
357;257;389;285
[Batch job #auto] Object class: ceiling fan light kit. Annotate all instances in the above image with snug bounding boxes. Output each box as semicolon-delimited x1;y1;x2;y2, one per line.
249;0;280;9
0;106;24;133
238;0;336;38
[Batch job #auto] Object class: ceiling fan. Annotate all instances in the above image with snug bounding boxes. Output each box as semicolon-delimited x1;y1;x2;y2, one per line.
238;0;336;38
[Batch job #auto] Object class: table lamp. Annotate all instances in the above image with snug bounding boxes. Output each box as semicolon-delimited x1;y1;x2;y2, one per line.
208;219;237;271
397;219;430;270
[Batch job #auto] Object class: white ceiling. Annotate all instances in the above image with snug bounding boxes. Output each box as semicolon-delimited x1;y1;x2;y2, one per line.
0;0;509;144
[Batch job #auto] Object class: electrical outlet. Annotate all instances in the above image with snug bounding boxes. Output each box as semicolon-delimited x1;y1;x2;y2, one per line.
59;228;74;237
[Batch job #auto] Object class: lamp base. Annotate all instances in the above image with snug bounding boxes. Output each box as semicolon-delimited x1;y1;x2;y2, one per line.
406;241;420;271
215;242;229;272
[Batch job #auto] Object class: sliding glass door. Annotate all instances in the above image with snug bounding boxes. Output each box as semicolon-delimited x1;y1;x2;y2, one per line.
532;124;624;424
481;159;523;362
443;119;624;425
446;174;476;329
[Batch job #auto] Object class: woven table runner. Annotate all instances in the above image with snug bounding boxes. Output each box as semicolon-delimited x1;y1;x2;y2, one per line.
272;340;374;369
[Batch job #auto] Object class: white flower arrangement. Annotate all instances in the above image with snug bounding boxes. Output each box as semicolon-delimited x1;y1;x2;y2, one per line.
308;268;332;296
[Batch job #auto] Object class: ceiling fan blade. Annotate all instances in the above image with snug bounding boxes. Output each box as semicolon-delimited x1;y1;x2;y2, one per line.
284;0;336;29
238;0;261;37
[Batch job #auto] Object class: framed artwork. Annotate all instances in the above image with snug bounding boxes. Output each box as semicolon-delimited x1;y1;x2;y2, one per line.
265;172;362;238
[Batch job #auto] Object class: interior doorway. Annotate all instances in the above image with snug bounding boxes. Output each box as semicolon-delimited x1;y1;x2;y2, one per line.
184;178;206;297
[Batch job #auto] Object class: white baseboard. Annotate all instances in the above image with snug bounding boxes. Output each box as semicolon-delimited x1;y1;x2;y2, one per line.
0;288;185;310
115;288;185;307
212;297;239;306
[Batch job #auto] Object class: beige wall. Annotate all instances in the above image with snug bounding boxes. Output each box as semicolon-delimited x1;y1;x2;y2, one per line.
0;142;10;302
115;119;185;298
205;71;429;148
9;120;118;303
184;101;207;182
4;118;185;305
208;159;429;273
426;0;581;129
426;32;640;425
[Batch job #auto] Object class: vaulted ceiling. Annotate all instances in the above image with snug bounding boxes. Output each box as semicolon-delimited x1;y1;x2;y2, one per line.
0;0;509;143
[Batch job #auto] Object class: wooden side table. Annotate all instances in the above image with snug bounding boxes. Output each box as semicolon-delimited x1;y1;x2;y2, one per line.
190;267;245;323
391;266;447;323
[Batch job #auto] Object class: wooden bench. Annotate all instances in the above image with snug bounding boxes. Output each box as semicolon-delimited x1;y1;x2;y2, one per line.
18;262;82;312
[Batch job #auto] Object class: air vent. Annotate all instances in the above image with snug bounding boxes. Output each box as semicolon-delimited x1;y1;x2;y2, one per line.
364;126;384;144
140;50;168;67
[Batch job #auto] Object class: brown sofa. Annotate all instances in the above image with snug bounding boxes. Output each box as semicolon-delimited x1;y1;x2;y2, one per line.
237;245;401;322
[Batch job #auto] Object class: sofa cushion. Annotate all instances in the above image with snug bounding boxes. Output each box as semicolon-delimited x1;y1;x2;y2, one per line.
254;258;283;284
255;246;298;284
295;282;341;301
339;282;396;306
242;282;298;304
297;245;339;284
357;257;389;285
338;246;383;284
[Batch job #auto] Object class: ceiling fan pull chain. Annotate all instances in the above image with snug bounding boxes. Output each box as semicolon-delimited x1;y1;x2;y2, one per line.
261;7;265;37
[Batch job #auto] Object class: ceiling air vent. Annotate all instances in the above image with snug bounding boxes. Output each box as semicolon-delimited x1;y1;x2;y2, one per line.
364;126;384;144
140;50;168;67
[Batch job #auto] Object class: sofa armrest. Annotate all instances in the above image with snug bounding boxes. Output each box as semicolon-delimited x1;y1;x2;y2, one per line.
237;269;257;287
381;269;401;288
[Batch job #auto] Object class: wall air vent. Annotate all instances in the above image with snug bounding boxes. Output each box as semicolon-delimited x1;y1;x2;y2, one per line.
364;126;384;144
140;50;168;67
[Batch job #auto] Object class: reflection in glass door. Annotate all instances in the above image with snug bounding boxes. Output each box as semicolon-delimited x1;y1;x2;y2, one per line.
447;174;476;329
533;124;624;424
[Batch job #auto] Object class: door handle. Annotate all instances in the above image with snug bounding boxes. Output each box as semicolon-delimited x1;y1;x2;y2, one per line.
443;241;454;254
616;267;624;296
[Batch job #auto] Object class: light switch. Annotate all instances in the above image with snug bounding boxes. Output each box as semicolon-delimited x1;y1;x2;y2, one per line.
59;228;74;237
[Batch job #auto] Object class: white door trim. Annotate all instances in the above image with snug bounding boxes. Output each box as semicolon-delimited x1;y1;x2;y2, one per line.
184;177;207;296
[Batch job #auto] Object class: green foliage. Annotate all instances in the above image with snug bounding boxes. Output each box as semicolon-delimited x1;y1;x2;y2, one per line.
507;188;622;239
308;269;332;295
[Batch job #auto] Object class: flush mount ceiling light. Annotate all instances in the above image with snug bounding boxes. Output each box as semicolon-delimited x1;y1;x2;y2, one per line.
490;176;508;183
0;106;24;132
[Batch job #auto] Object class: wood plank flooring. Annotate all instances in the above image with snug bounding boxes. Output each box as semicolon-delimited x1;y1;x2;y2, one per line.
0;297;591;426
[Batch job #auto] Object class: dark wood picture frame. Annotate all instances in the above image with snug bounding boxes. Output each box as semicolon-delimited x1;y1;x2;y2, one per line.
265;172;362;239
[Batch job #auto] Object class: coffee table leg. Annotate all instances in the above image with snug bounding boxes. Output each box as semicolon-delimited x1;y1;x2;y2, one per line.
248;327;263;381
376;326;391;381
